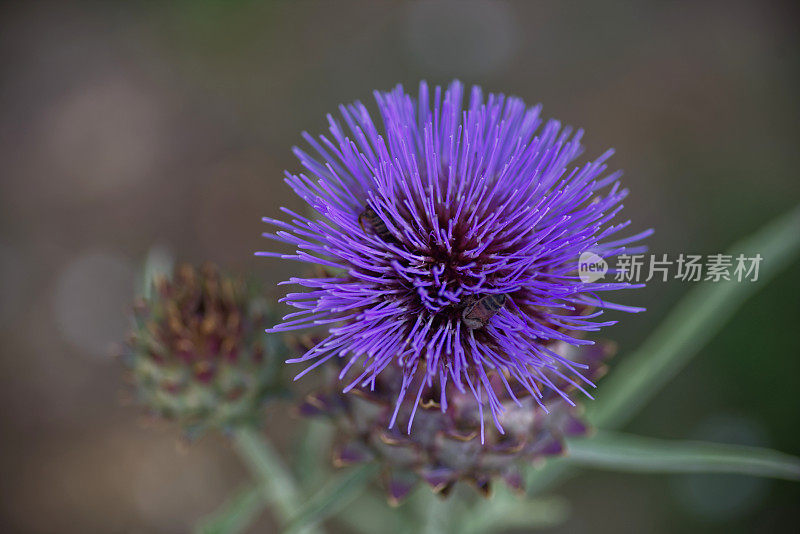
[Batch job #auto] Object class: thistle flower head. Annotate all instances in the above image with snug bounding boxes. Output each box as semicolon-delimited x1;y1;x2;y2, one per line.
261;80;650;439
300;342;614;501
122;263;284;436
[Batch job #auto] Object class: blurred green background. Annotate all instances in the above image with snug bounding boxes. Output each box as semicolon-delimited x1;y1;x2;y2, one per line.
1;1;798;532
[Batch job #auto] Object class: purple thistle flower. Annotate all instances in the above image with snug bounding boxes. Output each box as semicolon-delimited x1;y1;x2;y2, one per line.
259;80;651;441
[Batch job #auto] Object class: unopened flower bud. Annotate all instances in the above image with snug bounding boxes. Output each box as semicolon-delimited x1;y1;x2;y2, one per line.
122;263;284;437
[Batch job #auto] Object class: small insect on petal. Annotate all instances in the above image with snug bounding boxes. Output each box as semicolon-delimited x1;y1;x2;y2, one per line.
358;206;394;243
462;294;507;330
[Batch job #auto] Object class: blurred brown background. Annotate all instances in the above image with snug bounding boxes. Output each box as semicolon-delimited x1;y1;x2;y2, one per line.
1;1;799;532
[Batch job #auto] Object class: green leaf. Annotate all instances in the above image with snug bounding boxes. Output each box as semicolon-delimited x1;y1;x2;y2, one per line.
284;464;378;534
588;205;800;429
565;430;800;480
195;485;263;534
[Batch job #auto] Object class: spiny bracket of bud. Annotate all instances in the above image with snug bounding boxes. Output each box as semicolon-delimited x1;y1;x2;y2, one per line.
121;262;286;439
298;340;615;503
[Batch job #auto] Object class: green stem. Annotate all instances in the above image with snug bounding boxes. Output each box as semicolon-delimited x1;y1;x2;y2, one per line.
334;490;408;534
421;494;452;534
460;492;570;534
232;427;323;534
293;419;334;490
565;431;800;480
284;464;378;534
195;485;264;534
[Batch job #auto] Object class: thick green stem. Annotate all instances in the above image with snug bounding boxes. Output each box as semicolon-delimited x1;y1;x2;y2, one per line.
460;492;570;534
293;419;334;490
195;485;264;534
421;495;452;534
284;464;378;534
231;427;323;534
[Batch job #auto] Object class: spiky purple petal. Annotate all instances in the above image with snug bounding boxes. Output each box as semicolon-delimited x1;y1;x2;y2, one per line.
261;80;649;438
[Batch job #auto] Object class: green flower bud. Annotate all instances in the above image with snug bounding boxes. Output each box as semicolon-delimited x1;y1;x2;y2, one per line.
122;263;284;438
